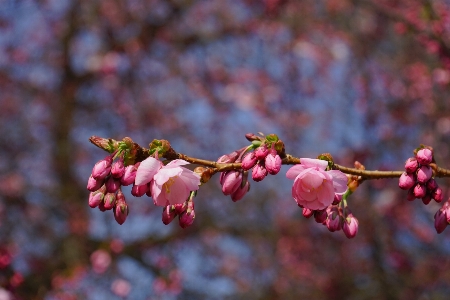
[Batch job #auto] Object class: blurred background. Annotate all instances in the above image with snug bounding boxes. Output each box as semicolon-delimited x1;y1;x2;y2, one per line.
1;0;450;299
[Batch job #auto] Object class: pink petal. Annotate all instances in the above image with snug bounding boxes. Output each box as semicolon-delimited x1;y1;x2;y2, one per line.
154;167;183;185
316;181;335;207
135;157;162;186
165;159;190;167
298;171;324;190
286;165;306;179
328;170;348;194
300;158;328;170
151;181;166;206
179;169;201;191
166;177;190;205
297;190;317;202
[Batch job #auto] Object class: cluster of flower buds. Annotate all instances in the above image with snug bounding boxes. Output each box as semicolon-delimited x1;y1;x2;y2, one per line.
434;198;450;233
301;194;359;239
216;150;251;201
398;147;443;204
241;144;282;182
161;192;196;228
87;153;131;225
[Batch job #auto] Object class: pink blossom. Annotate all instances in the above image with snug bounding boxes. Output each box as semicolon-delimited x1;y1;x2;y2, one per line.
135;157;162;186
404;157;418;173
314;209;327;224
105;176;121;193
326;206;341;232
120;163;140;186
252;162;267;182
426;178;438;190
87;175;104;192
111;279;131;298
433;187;443;202
103;193;116;210
413;183;426;198
254;145;269;160
434;209;448;234
114;190;129;225
265;151;282;175
302;208;314;218
286;158;348;210
89;185;106;208
151;159;201;206
111;156;125;178
131;183;148;197
162;205;177;225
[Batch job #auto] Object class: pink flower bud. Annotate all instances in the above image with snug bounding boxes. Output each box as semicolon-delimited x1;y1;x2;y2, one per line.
422;194;432;205
413;184;427;198
416;148;433;165
302;208;314;218
314;209;327;224
103;192;116;210
433;187;443;203
221;171;242;195
92;155;113;180
241;152;257;171
252;162;267;182
162;205;177;225
111;157;125;178
407;188;416;201
326;207;341;232
179;210;195;228
217;151;239;163
174;202;187;214
120;163;139;186
434;209;448;234
89;186;106;208
404;157;418;173
332;194;342;205
105;176;121;193
254;145;269;160
131;184;147;197
114;190;128;225
416;165;432;184
398;173;415;190
426;178;438;190
265;153;282;175
87;175;104;192
343;215;359;238
231;181;250;202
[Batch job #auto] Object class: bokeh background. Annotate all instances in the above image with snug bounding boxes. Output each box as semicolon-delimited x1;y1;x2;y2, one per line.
2;0;450;299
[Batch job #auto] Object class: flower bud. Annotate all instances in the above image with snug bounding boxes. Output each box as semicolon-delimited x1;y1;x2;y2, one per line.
422;194;432;205
217;151;239;163
221;171;242;195
314;209;327;224
252;162;267;182
343;216;359;239
433;187;443;203
162;205;177;225
426;178;438;190
105;176;121;193
302;208;314;218
413;184;427;198
231;181;250;202
98;200;106;211
254;145;269;160
120;163;139;186
404;157;418;173
179;210;195;228
103;192;116;210
111;156;125;178
434;209;448;234
398;173;415;190
174;202;187;214
92;155;113;180
416;165;432;184
114;190;129;225
87;175;104;192
416;148;433;165
89;186;106;208
407;188;416;201
131;184;147;197
241;152;258;171
332;194;342;205
265;152;282;175
326;207;341;232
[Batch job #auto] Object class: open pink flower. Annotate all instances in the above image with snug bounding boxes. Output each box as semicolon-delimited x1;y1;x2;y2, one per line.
286;158;348;210
151;159;201;206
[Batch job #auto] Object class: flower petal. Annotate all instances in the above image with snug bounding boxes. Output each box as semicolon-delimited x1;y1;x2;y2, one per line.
328;170;348;194
166;177;190;205
135;157;162;186
286;165;306;179
179;168;201;191
165;159;190;167
154;167;183;185
300;158;328;170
